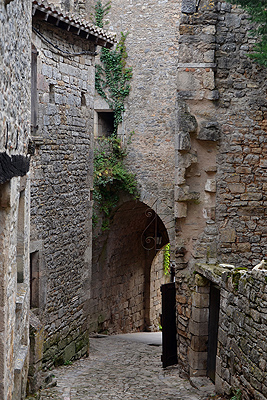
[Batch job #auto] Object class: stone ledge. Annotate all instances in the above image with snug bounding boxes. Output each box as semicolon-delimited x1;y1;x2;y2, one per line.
14;345;29;374
178;63;217;69
16;283;28;312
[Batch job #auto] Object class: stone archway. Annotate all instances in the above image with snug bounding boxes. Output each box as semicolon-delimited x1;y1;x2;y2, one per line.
88;199;170;334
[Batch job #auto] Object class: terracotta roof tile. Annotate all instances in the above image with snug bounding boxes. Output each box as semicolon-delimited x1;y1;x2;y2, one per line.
32;0;116;47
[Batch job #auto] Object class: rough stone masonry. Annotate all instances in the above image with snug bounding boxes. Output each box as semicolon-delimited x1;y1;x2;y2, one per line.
0;0;31;399
30;0;115;380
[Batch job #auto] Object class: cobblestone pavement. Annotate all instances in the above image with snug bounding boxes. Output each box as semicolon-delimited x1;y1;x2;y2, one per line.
39;334;220;400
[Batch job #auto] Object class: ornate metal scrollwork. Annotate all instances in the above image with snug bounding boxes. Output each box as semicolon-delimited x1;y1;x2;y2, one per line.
141;207;162;251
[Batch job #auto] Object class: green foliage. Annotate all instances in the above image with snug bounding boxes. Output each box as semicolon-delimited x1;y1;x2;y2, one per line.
227;0;267;66
163;243;170;276
94;1;132;134
91;0;111;28
64;360;73;366
93;137;138;230
93;1;136;229
232;267;247;291
230;389;242;400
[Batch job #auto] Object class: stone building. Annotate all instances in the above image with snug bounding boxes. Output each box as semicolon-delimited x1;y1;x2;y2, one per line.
84;0;267;398
0;0;31;398
87;0;178;335
1;0;267;398
30;0;115;379
175;1;267;398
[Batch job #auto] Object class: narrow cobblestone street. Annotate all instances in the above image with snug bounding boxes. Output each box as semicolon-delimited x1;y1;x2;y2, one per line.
39;334;217;400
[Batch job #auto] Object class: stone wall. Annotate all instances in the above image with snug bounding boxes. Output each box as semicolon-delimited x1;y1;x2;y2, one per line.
91;0;178;251
31;18;95;368
175;1;267;398
0;0;31;181
192;263;267;400
175;0;267;269
86;0;178;336
215;2;267;267
0;1;31;399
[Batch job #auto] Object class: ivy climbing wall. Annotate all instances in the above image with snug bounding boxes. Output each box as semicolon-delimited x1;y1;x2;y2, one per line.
95;0;179;212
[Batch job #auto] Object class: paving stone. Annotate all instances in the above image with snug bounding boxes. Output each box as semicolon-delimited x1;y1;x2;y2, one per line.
39;335;218;400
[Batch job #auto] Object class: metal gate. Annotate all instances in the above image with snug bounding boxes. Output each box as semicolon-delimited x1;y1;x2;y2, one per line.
207;283;220;382
161;282;178;368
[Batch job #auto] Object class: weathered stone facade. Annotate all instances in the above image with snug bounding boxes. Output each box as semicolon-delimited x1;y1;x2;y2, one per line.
175;0;267;398
0;0;31;398
30;0;115;374
1;0;267;398
88;0;267;397
188;264;267;400
87;0;179;337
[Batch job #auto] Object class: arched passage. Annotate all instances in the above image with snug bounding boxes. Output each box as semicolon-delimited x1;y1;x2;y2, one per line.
88;200;170;334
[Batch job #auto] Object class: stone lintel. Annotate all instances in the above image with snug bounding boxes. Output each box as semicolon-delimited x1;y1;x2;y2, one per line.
178;63;217;69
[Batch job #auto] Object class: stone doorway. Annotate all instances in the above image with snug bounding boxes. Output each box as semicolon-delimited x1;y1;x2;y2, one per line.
88;200;170;334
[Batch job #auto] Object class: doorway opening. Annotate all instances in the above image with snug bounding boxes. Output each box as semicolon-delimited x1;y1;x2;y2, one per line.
188;274;221;381
89;200;170;335
207;283;220;382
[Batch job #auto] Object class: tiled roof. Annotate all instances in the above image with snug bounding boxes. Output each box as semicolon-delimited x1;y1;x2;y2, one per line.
32;0;116;48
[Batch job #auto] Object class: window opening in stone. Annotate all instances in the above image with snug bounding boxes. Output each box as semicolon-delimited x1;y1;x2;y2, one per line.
17;190;25;283
97;111;115;137
81;92;86;106
207;283;220;382
30;251;40;309
49;84;55;104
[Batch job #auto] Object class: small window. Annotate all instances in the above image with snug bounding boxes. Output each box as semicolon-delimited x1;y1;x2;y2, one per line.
49;84;55;104
81;92;86;106
97;111;115;137
30;251;40;309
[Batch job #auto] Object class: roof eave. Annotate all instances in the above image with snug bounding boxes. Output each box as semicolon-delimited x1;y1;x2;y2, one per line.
32;1;116;48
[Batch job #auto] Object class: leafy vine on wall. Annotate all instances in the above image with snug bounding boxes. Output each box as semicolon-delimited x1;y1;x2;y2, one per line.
93;137;138;230
226;0;267;67
93;0;133;134
92;1;137;230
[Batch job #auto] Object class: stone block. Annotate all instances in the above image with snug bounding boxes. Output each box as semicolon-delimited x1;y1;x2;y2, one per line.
205;179;216;193
192;292;210;308
240;192;263;201
228;183;246;193
203;70;215;90
189;367;207;377
220;228;236;243
175;186;200;202
175;172;186;187
181;0;196;14
191;306;209;323
178;112;198;134
188;348;207;370
64;342;76;362
191;335;208;351
175;201;187;218
189;320;209;336
177;132;191;151
197;121;220;141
